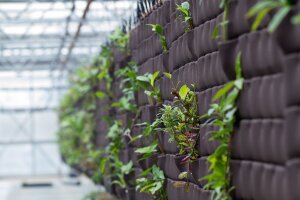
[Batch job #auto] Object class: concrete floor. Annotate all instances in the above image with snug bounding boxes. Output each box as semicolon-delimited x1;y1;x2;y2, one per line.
0;175;107;200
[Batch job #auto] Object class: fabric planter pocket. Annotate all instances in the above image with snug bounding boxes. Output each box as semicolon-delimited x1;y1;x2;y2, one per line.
285;107;300;159
227;0;270;39
219;31;283;80
286;159;300;200
197;125;220;156
172;17;186;43
165;22;172;48
284;53;300;106
238;74;285;119
166;178;211;200
181;62;195;87
119;149;130;164
158;154;181;180
115;186;126;200
274;7;300;54
140;105;160;123
128;148;140;168
181;30;197;64
193;18;219;58
195;52;228;91
191;0;222;27
103;176;115;194
135;191;152;200
189;157;209;187
231;160;287;200
174;154;189;172
153;33;163;57
231;119;287;165
138;58;154;75
125;188;136;200
129;26;139;50
197;85;223;117
157;0;170;26
156;52;170;72
160;76;173;101
158;131;178;154
137;153;159;170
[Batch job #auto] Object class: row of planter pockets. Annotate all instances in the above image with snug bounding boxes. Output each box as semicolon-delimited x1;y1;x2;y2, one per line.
132;15;221;66
127;116;288;165
119;149;288;200
130;0;223;51
160;74;285;119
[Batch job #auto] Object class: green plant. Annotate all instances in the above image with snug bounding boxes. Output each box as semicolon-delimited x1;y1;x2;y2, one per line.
97;46;113;98
110;27;129;53
202;53;244;200
292;13;300;24
212;0;229;40
176;1;194;31
148;24;168;51
112;160;134;188
136;71;162;105
156;74;200;161
112;62;140;113
246;0;293;32
136;165;167;200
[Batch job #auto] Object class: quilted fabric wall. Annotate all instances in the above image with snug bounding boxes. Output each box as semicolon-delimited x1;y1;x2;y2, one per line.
95;0;300;199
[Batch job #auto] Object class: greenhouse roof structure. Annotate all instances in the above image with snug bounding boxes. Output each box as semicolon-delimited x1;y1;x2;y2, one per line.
0;0;136;177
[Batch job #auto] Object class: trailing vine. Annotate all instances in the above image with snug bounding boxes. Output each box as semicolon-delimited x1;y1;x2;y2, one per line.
202;53;244;200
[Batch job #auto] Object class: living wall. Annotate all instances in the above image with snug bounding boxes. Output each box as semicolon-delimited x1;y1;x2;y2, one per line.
58;0;300;199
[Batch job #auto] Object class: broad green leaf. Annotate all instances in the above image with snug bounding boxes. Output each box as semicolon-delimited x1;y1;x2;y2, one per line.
268;7;291;32
213;81;234;101
97;70;107;79
135;142;158;154
151;71;160;87
95;91;106;98
163;72;172;79
136;76;150;83
121;161;133;174
179;84;190;100
292;13;300;24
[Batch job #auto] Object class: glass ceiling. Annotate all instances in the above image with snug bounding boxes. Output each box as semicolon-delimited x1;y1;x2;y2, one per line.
0;0;136;176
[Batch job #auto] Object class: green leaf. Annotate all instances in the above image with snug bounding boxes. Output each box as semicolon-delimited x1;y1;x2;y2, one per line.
213;82;234;101
268;7;291;32
181;1;190;10
178;171;188;179
121;161;133;174
179;84;190;100
95;91;106;98
151;71;160;87
246;1;277;18
163;72;172;80
251;7;272;31
292;13;300;24
97;70;107;79
136;75;150;83
212;24;220;39
135;142;158;154
235;52;242;79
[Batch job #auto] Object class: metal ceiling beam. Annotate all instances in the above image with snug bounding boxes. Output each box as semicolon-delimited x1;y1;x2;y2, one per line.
0;86;67;91
61;0;94;71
